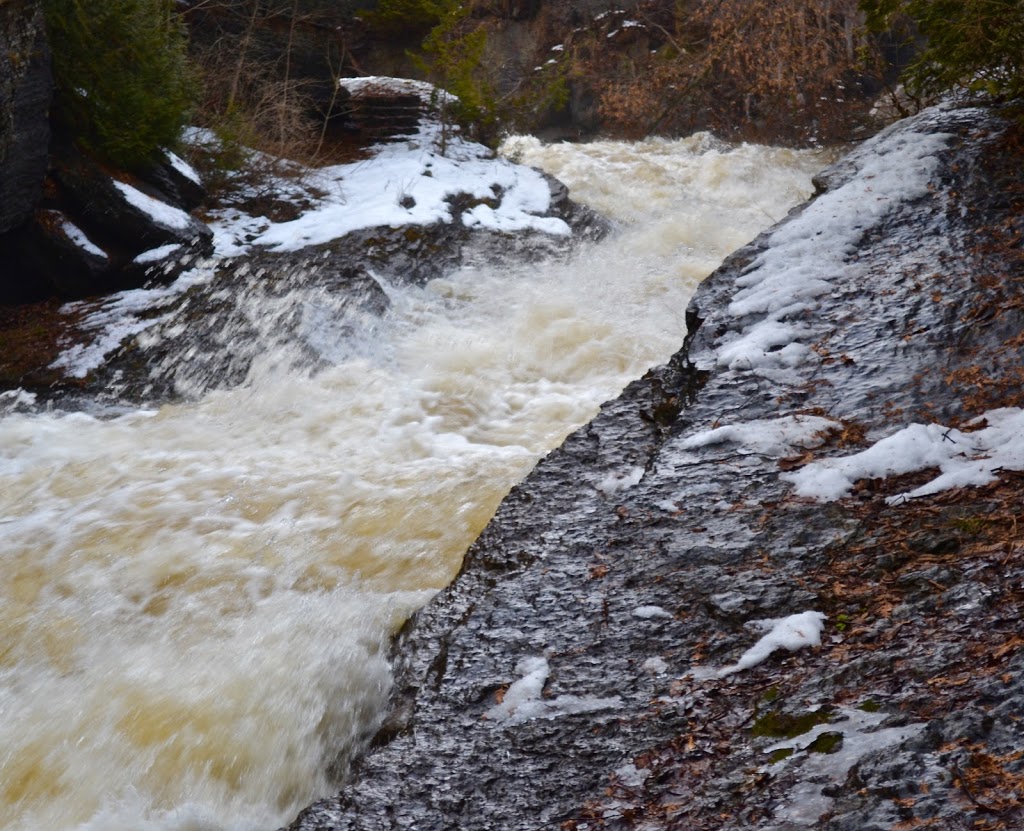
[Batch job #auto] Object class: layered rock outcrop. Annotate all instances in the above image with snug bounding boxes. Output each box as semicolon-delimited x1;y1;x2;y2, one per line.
286;101;1024;830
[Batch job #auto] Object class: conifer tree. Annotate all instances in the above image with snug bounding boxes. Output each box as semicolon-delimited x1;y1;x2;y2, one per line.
861;0;1024;101
44;0;196;169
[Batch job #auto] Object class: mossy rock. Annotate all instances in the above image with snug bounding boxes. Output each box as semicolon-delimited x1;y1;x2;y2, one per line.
752;706;834;739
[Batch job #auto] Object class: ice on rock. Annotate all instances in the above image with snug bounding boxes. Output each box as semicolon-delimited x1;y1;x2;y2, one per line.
633;606;673;620
712;125;952;376
763;707;926;826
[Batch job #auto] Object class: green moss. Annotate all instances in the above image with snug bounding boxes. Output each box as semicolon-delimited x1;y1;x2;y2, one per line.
768;747;795;764
949;516;986;536
806;731;844;754
752;707;834;739
858;699;881;713
362;0;444;38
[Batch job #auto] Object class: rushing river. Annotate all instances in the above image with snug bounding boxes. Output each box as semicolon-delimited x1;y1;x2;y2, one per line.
0;135;827;831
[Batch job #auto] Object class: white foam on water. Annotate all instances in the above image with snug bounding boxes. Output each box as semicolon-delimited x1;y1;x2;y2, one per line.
0;135;827;830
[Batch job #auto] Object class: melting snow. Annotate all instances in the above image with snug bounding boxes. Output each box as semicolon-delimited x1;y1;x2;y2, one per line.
62;220;107;259
113;180;195;231
783;407;1024;503
764;707;925;826
613;763;650;788
712;118;957;376
717;611;826;677
596;466;644;495
680;414;839;457
633;606;673;620
642;656;669;674
484;656;622;726
49;268;213;378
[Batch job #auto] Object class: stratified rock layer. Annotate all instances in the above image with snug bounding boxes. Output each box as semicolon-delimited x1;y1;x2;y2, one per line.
287;101;1024;830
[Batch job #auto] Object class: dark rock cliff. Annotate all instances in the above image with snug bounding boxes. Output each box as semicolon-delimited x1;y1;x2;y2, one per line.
0;0;51;234
286;101;1024;830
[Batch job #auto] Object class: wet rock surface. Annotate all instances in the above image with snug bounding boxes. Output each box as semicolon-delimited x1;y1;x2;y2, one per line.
286;102;1024;830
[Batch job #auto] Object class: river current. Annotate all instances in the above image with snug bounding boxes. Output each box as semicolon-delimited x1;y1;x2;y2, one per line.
0;135;827;831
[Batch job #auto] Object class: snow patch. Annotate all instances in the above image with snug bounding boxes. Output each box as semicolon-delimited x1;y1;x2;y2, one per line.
113;181;194;231
62;221;107;259
642;657;669;675
165;150;202;186
596;466;644;495
484;656;622;726
680;414;840;457
717;611;826;677
633;606;673;620
133;243;184;264
783;407;1024;503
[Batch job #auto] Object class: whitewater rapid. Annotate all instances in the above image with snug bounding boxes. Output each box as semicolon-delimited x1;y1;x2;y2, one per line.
0;134;828;831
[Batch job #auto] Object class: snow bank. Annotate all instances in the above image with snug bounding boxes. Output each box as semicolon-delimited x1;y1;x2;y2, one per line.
717;611;826;677
484;656;621;726
203;78;570;257
784;407;1024;503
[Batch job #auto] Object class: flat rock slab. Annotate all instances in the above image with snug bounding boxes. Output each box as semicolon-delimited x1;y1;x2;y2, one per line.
287;102;1024;831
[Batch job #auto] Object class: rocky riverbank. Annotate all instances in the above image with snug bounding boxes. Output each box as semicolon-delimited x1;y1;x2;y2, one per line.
0;77;604;404
286;100;1024;830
